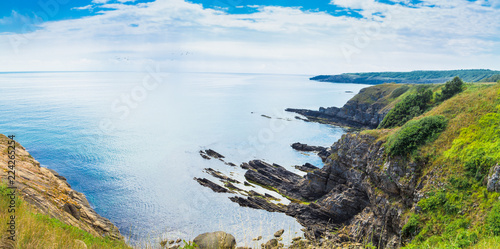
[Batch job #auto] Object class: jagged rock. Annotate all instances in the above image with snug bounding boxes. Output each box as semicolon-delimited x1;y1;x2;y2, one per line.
194;178;233;193
176;238;182;243
0;134;123;240
262;238;278;249
243;160;303;201
487;165;500;192
291;143;331;162
193;231;236;249
291;143;325;152
63;203;81;220
204;168;240;183
286;85;398;128
294;163;319;173
274;229;285;237
229;196;287;213
253;236;262;241
205;149;225;159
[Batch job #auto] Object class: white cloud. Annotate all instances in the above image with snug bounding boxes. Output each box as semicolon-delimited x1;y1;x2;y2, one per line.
72;5;94;11
0;0;499;74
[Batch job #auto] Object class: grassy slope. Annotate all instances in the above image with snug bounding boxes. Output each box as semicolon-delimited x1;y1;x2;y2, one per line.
0;184;132;249
363;81;500;248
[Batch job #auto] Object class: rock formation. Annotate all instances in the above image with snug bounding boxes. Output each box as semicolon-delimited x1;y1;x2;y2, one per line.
0;134;123;240
286;84;404;128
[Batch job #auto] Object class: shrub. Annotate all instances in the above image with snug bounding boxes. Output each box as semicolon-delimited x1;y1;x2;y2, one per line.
419;191;447;212
438;76;464;101
379;87;433;128
386;115;448;156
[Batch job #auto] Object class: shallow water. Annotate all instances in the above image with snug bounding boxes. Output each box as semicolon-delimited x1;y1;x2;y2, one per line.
0;71;369;246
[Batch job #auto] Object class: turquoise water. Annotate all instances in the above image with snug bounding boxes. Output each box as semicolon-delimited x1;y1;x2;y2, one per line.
0;72;368;246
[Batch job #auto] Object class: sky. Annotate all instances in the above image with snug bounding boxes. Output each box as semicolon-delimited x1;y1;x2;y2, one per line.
0;0;499;74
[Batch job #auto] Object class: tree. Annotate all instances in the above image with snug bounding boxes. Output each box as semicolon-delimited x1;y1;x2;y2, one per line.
439;76;464;101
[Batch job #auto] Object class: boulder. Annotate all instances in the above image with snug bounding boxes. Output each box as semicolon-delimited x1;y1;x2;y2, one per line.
262;238;278;249
193;231;236;249
274;229;285;237
487;165;500;192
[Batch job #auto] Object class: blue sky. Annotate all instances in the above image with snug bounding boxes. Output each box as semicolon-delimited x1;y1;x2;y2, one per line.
0;0;499;73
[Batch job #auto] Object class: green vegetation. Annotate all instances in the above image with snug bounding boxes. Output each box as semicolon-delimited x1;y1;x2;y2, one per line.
311;69;500;84
437;76;464;102
378;87;433;128
487;201;500;236
445;112;500;181
387;82;500;249
0;184;131;249
386;115;447;156
479;74;500;83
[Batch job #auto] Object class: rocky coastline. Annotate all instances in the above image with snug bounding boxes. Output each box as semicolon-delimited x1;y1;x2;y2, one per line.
0;134;124;241
286;84;406;129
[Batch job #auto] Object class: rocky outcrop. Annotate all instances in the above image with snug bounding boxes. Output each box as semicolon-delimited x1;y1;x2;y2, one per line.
199;133;420;248
291;143;331;162
0;134;123;240
286;84;404;128
487;165;500;192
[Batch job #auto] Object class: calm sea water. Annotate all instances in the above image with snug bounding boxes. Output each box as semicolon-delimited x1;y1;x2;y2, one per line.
0;72;368;246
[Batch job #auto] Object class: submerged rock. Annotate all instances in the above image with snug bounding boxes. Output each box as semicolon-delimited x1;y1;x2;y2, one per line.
194;178;233;193
193;231;236;249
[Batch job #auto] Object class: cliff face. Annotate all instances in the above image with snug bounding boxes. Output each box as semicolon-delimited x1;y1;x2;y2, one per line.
307;133;418;247
215;133;419;248
0;134;123;240
286;84;406;129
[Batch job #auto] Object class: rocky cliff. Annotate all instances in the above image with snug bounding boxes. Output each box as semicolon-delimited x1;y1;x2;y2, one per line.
286;84;408;128
0;134;123;240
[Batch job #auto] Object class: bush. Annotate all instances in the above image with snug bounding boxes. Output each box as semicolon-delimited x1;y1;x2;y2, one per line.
379;87;433;128
487;201;500;235
419;191;447;212
438;76;464;101
386;115;448;156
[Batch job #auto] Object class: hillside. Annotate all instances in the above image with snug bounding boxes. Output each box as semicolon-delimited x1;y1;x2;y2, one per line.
311;69;500;84
198;78;500;248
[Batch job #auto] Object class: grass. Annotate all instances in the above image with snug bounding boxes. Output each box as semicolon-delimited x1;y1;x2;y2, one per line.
0;183;132;249
395;82;500;248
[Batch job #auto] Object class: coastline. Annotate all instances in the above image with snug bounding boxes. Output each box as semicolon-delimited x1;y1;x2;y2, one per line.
0;134;124;242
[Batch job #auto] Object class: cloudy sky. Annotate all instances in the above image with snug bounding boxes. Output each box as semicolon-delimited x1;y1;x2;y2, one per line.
0;0;499;74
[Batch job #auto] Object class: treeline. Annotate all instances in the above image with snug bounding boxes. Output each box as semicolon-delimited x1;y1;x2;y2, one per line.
311;69;500;84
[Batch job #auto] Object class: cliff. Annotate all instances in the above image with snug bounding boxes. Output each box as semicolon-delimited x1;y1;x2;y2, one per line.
286;84;411;128
0;134;125;247
197;81;500;248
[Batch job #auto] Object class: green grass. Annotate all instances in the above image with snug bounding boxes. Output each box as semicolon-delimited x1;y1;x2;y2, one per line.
395;82;500;249
0;183;132;249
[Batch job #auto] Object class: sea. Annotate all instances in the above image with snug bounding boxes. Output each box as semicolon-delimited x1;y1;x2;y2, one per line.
0;71;369;247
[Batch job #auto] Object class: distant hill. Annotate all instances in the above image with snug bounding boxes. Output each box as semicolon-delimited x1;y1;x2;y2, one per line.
311;69;500;84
